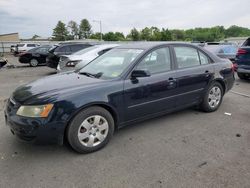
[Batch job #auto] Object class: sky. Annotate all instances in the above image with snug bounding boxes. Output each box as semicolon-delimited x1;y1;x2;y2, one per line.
0;0;250;38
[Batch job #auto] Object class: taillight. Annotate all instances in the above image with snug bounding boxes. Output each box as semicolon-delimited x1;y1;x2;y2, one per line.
237;49;247;55
231;63;237;71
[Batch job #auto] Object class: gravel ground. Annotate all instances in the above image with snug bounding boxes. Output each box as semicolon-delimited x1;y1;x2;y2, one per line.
0;54;250;188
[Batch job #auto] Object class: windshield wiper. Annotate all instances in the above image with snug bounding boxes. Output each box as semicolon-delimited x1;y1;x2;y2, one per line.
79;72;103;78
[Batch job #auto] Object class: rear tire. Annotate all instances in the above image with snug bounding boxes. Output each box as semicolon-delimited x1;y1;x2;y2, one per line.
200;82;223;112
67;106;114;154
30;59;39;67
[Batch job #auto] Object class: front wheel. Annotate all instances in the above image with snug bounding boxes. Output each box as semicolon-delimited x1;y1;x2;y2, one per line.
200;82;223;112
67;106;114;153
30;59;39;67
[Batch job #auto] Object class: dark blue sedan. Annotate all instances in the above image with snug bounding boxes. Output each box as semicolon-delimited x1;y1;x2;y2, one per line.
5;42;235;153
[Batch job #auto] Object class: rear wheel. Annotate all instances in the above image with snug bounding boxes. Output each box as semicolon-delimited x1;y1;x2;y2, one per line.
30;59;39;67
200;82;223;112
67;106;114;153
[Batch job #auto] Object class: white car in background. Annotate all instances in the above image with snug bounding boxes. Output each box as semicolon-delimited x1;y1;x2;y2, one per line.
57;44;120;72
16;43;40;54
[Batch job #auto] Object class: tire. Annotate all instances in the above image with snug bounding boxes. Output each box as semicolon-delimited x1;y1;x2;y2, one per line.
30;59;39;67
237;72;248;80
200;82;223;112
67;106;115;153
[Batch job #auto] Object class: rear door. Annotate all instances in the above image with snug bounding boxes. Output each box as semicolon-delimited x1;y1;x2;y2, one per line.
123;46;178;121
172;45;214;107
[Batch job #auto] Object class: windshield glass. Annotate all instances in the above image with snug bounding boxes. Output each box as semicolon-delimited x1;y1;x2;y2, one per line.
74;46;99;55
79;48;143;79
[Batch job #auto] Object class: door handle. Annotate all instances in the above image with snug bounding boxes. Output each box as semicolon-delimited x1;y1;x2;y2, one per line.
205;70;211;78
168;78;177;88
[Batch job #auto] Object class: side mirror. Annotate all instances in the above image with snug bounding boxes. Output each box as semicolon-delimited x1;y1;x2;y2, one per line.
131;70;151;78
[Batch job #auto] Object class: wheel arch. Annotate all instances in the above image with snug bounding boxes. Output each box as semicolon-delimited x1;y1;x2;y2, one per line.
213;78;226;95
63;102;119;143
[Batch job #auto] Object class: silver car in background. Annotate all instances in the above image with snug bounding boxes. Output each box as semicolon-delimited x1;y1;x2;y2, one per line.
57;44;120;72
204;44;238;63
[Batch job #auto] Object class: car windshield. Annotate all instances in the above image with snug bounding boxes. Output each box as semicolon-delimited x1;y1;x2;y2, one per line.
74;46;99;55
79;48;143;79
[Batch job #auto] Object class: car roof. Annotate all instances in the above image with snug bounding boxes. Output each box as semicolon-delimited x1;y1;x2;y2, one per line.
116;42;196;50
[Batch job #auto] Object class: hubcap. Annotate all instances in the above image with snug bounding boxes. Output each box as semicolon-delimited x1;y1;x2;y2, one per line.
31;59;38;66
78;115;109;147
208;86;221;108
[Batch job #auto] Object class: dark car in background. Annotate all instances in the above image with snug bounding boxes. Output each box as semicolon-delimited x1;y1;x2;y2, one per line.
235;38;250;79
46;43;92;69
5;42;234;153
18;45;52;67
204;44;238;63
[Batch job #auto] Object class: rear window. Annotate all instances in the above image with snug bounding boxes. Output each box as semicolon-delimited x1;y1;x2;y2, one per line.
243;38;250;46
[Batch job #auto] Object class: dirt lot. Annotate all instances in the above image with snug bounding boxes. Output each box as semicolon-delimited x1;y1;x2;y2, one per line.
0;55;250;188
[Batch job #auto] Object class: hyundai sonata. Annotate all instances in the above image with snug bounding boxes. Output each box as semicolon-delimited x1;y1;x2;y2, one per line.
5;42;235;153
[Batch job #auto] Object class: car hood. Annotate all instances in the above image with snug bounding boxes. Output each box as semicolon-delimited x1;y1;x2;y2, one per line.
12;71;106;104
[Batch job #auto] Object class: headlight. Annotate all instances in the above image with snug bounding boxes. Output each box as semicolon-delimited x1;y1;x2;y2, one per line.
16;104;54;118
66;60;81;67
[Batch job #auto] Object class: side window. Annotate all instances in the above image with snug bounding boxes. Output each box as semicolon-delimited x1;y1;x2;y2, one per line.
58;46;70;53
199;52;209;65
174;47;200;68
70;44;83;52
36;48;48;53
136;47;171;74
27;44;36;47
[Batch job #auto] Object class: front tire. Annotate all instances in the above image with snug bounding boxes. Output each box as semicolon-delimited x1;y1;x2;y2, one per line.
200;82;223;112
30;59;39;67
67;106;114;153
237;72;248;80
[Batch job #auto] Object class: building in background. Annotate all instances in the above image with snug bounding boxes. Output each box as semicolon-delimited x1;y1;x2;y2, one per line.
0;33;20;41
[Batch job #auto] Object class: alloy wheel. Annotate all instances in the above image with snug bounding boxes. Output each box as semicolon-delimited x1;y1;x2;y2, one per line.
208;86;221;108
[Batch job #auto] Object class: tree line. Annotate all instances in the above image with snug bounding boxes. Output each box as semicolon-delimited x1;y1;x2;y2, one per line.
52;19;250;42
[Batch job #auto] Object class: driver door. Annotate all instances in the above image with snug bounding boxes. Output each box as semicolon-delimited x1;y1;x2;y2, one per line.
123;46;178;122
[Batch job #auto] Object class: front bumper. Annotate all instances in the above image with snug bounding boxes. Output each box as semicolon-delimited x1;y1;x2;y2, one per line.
237;68;250;74
4;99;65;144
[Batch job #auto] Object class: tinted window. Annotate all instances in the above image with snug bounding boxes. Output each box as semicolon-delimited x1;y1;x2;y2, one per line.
70;44;86;52
136;47;171;74
17;44;25;47
174;47;200;68
36;47;49;53
27;44;36;47
56;46;71;53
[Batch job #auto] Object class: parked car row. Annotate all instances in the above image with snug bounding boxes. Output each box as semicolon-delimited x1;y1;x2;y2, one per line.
5;42;235;153
15;39;250;82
